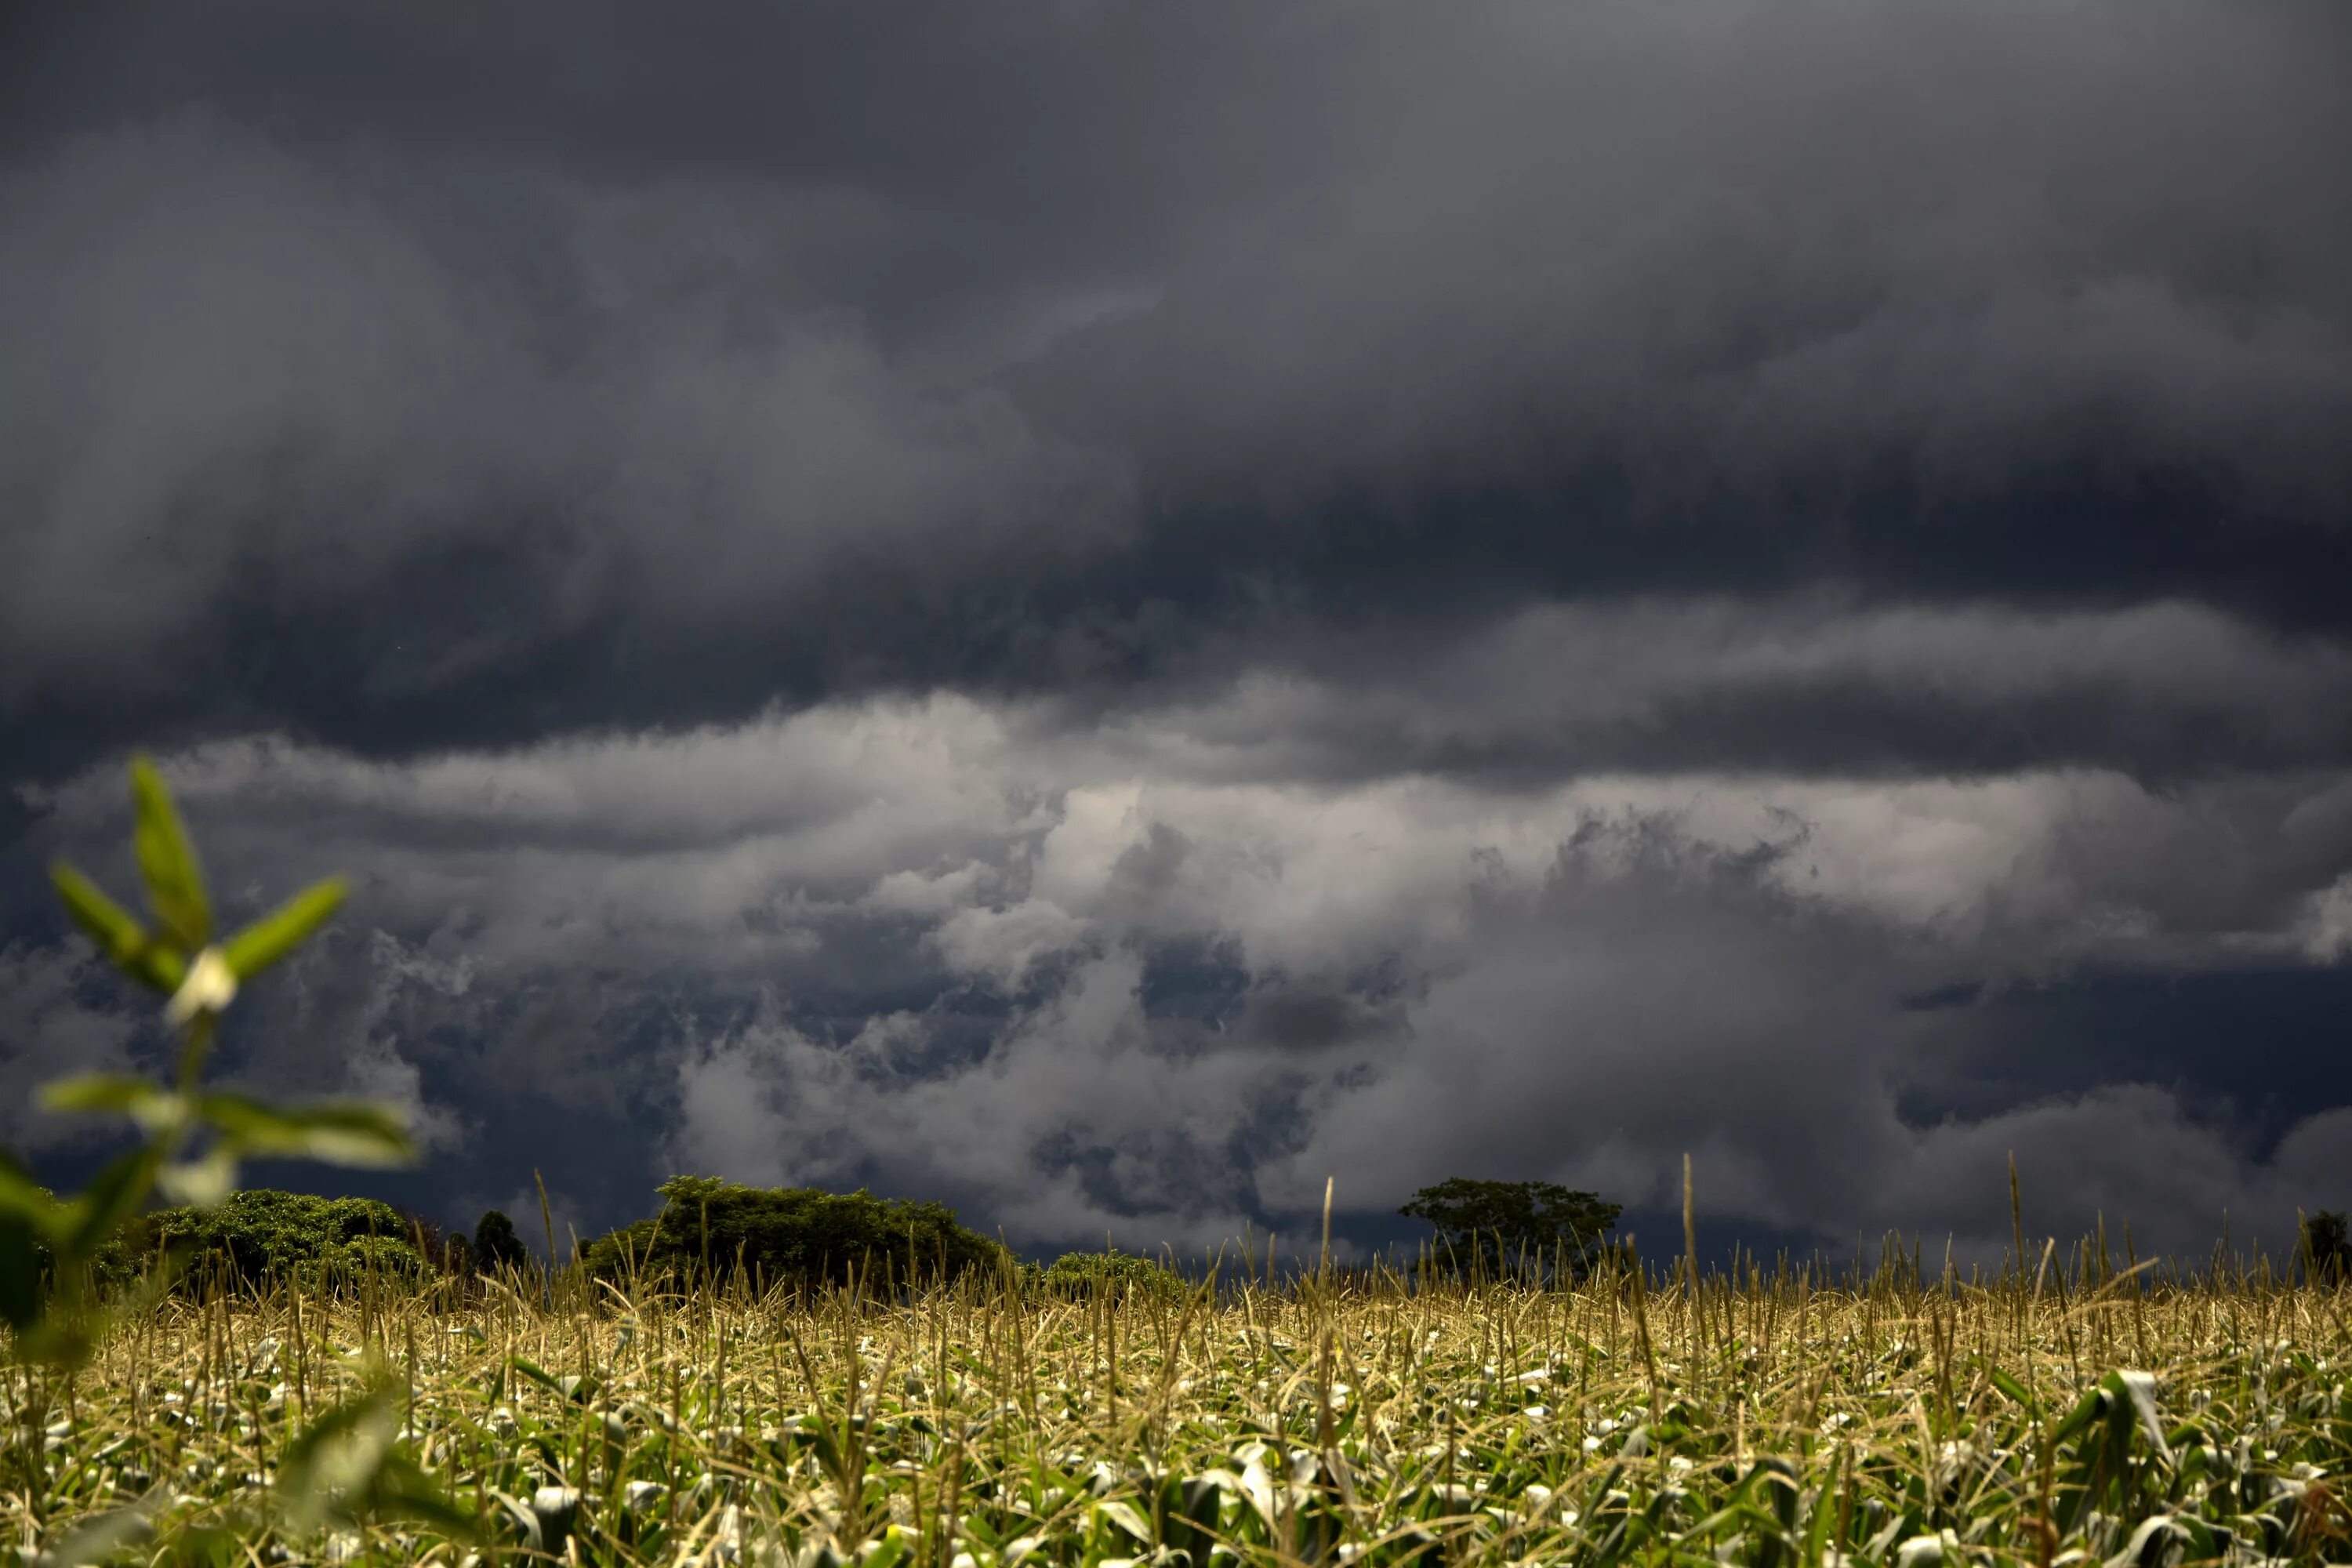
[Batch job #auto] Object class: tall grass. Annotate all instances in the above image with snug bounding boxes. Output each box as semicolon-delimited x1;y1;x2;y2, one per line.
10;1226;2351;1567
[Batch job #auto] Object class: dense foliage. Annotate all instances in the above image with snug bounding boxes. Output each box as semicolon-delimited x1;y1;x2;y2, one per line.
1035;1247;1192;1300
576;1174;1010;1292
143;1189;430;1290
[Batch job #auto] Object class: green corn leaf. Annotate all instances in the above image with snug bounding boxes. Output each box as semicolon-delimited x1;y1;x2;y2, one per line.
275;1384;401;1535
198;1093;413;1167
363;1461;484;1543
49;861;147;965
1986;1366;2039;1417
38;1074;185;1135
0;1146;63;1225
275;1383;480;1541
1799;1474;1838;1567
222;876;348;982
156;1148;240;1209
1097;1499;1153;1545
2051;1385;2111;1446
2103;1369;2173;1463
60;1142;162;1261
862;1528;913;1568
24;1494;169;1568
129;753;211;951
50;862;187;994
507;1356;563;1396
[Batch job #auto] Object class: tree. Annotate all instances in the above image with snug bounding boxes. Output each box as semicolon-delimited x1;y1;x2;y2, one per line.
1399;1178;1623;1283
145;1189;429;1291
1036;1247;1189;1301
578;1176;1011;1293
2307;1210;2350;1288
472;1209;531;1276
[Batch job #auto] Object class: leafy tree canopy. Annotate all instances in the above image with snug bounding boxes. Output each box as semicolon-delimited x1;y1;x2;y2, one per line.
1036;1247;1190;1301
578;1176;1011;1293
145;1189;429;1290
1399;1178;1623;1282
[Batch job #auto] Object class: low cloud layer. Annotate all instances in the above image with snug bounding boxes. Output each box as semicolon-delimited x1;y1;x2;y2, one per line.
4;1;2350;1266
11;680;2351;1262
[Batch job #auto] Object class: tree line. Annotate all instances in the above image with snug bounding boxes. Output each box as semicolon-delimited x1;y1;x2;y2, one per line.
42;1176;2352;1298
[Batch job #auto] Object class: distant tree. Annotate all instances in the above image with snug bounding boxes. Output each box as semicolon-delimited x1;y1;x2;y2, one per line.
2306;1210;2350;1288
1399;1178;1623;1283
473;1209;531;1276
146;1189;428;1291
1036;1247;1190;1301
578;1176;1011;1293
392;1206;447;1273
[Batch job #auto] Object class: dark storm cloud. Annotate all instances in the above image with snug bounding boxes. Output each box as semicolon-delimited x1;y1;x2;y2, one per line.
5;2;2352;1263
4;1;2350;792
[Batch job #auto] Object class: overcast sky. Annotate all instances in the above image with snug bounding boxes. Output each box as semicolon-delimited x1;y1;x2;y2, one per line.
5;0;2350;1272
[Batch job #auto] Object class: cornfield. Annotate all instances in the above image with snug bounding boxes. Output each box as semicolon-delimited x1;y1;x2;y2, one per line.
10;1231;2351;1567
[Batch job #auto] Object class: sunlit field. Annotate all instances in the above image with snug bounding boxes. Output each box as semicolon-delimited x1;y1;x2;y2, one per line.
13;1240;2350;1568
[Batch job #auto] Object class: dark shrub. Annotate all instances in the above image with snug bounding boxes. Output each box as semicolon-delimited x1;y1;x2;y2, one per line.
473;1209;532;1275
2307;1210;2350;1287
579;1175;1010;1294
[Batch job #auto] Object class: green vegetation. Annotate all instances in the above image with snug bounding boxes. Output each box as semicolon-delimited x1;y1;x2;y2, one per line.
1399;1177;1625;1282
575;1174;1010;1293
1036;1246;1192;1301
143;1189;430;1290
14;1234;2352;1567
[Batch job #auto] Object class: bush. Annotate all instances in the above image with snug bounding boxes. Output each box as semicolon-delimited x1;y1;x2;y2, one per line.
145;1189;431;1292
579;1175;1011;1294
1036;1248;1191;1301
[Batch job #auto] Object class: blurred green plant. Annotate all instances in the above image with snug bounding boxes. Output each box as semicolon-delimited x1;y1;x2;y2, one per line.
0;753;476;1553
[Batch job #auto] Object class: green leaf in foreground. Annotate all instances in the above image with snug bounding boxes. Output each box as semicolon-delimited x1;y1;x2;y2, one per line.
129;753;212;950
39;1073;184;1134
276;1381;482;1542
198;1092;414;1167
222;875;348;982
1986;1364;2040;1417
49;860;187;994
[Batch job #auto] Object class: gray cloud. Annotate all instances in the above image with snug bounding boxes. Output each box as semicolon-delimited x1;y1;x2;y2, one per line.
13;702;2351;1257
